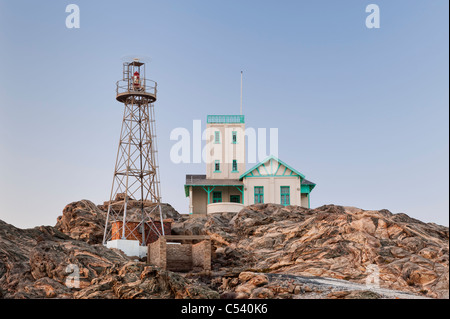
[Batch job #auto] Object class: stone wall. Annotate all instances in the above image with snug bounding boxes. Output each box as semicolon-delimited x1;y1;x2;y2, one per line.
147;236;211;272
192;240;212;271
166;244;193;271
148;237;166;269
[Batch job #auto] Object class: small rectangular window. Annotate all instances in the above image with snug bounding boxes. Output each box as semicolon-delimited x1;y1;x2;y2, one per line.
214;160;220;172
230;195;240;203
254;186;264;204
232;131;237;144
280;186;290;206
214;131;220;143
232;159;238;172
212;191;222;203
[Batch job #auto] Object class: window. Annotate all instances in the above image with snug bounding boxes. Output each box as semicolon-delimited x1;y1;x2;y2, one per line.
214;131;220;144
214;160;220;172
232;159;238;172
232;131;237;144
230;195;240;203
212;191;222;203
280;186;290;206
254;186;264;204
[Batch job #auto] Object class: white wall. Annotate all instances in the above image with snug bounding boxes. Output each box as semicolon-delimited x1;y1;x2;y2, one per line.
243;175;301;206
205;124;245;179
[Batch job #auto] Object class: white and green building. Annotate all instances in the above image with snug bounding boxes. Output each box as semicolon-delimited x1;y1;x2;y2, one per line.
184;115;316;215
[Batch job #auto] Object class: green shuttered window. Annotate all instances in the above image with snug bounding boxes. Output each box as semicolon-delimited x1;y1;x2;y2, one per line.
280;186;290;206
254;186;264;204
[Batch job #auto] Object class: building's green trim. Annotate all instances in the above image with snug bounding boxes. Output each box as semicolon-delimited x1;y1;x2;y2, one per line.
275;162;281;175
282;167;288;176
280;186;290;206
242;175;300;178
189;184;243;187
239;155;306;180
201;186;216;205
235;186;244;194
184;184;245;197
262;162;270;175
234;185;244;204
301;184;316;194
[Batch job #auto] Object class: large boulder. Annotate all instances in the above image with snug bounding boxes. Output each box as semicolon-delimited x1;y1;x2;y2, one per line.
55;200;182;244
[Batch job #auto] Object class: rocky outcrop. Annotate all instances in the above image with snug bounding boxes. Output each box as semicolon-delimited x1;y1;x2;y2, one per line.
0;217;217;299
75;261;218;299
55;200;107;244
1;200;448;299
172;204;449;299
214;271;426;299
55;199;181;245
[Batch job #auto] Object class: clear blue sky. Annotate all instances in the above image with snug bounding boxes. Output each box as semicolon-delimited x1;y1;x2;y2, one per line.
0;0;448;228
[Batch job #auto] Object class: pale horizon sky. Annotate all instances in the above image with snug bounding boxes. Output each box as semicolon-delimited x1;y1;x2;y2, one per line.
0;0;448;228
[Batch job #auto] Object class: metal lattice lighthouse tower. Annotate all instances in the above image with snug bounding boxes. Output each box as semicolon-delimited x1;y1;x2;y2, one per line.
103;60;165;257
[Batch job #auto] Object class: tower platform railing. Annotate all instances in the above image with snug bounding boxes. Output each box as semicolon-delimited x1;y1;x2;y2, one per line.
116;79;157;102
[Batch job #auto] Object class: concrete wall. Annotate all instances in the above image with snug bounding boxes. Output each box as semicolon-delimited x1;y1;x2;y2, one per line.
207;202;244;214
192;187;208;214
205;124;245;179
301;193;309;208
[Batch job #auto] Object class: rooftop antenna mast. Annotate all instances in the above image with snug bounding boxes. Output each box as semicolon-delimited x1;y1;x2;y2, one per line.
240;71;243;115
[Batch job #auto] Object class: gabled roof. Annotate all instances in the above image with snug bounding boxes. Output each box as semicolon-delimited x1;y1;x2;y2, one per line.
239;155;306;180
301;178;316;193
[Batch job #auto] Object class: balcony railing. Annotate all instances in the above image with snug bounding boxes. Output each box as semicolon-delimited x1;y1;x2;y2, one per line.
116;79;157;97
207;115;245;124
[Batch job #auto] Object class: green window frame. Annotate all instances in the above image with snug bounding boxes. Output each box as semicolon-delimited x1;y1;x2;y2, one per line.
230;195;240;203
254;186;264;204
232;159;238;172
212;191;222;203
280;186;290;206
214;131;220;144
214;160;221;172
232;131;237;144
